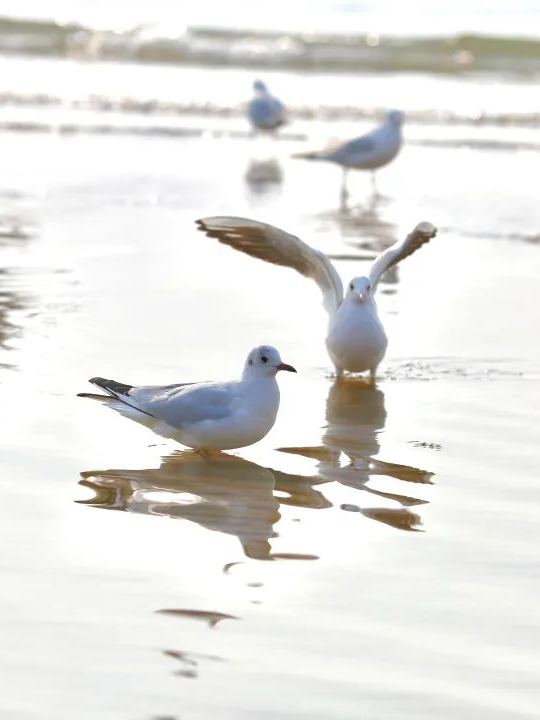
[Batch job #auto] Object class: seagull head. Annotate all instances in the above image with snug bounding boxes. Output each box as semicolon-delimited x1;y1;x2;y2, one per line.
253;79;268;94
244;345;297;378
347;276;372;304
386;109;404;127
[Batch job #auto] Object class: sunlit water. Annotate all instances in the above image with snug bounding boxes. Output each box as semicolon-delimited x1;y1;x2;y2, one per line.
0;107;539;719
1;2;540;711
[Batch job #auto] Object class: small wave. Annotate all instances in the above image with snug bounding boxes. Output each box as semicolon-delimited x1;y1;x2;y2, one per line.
3;92;540;131
1;16;540;77
381;357;540;382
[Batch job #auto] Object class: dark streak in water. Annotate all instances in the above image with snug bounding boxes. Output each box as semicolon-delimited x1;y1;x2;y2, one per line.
156;608;239;627
270;552;320;561
162;648;225;678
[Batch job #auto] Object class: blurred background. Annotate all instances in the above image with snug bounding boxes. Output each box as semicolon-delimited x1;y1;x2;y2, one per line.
2;0;540;137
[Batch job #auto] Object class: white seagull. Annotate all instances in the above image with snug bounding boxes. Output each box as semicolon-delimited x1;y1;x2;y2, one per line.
78;345;296;451
196;218;437;377
294;109;404;202
248;80;286;132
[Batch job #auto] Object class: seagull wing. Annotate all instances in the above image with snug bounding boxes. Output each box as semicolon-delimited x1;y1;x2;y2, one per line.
369;222;437;292
144;382;236;427
196;216;343;315
84;377;235;427
328;132;377;162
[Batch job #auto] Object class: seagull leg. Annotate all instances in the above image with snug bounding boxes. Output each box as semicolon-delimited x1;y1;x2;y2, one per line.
196;448;219;458
369;367;377;383
370;171;379;198
340;168;349;209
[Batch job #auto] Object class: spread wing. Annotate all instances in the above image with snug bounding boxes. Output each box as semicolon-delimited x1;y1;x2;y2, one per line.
196;216;343;315
369;221;437;292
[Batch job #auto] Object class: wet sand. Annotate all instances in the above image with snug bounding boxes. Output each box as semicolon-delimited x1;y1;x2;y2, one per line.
0;125;539;719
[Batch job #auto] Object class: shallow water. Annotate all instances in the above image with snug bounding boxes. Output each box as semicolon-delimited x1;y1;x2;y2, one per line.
1;77;540;719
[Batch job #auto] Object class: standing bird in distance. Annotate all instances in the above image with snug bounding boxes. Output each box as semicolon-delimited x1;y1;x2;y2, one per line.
248;80;286;132
78;345;296;452
196;217;436;378
294;110;404;205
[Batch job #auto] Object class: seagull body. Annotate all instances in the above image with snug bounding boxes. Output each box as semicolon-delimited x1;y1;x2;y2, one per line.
196;218;437;376
78;345;296;451
294;110;404;200
248;80;285;131
326;296;388;373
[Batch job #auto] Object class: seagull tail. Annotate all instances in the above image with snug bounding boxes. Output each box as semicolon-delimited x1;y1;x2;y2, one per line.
76;392;111;401
88;376;134;399
78;378;156;420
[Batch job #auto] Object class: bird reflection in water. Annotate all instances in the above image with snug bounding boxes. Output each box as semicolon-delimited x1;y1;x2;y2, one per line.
79;452;327;560
244;157;284;202
279;379;434;531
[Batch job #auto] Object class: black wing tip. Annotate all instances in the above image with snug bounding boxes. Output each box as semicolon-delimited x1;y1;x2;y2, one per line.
89;377;133;396
77;392;109;399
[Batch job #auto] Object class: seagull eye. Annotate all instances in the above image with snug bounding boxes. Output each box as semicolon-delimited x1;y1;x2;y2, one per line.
261;356;268;363
349;283;354;291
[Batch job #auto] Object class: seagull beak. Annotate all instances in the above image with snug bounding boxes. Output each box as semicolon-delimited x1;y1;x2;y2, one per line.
276;363;297;373
355;291;365;302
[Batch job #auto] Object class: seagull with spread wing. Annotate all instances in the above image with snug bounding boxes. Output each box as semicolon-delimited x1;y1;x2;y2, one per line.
294;110;404;203
196;218;437;377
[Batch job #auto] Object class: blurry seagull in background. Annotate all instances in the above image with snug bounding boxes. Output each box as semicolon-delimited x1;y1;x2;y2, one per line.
78;345;296;452
248;80;286;132
196;217;436;378
294;109;404;205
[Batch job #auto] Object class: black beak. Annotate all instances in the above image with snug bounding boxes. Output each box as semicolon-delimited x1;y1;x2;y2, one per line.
276;363;297;373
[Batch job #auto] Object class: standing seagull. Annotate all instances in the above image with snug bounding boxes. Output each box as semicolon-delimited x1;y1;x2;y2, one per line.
294;110;404;204
248;80;286;132
196;218;436;377
78;345;296;451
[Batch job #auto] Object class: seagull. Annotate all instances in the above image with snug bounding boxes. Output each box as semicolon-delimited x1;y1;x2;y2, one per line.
247;80;286;132
294;110;404;203
196;218;437;377
77;345;297;452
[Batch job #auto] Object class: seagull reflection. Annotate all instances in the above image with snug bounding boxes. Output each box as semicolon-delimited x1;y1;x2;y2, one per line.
321;197;406;295
279;379;434;531
244;158;283;198
79;452;328;560
79;383;433;551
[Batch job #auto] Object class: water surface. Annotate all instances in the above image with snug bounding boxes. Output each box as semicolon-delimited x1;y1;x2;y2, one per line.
0;24;539;719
